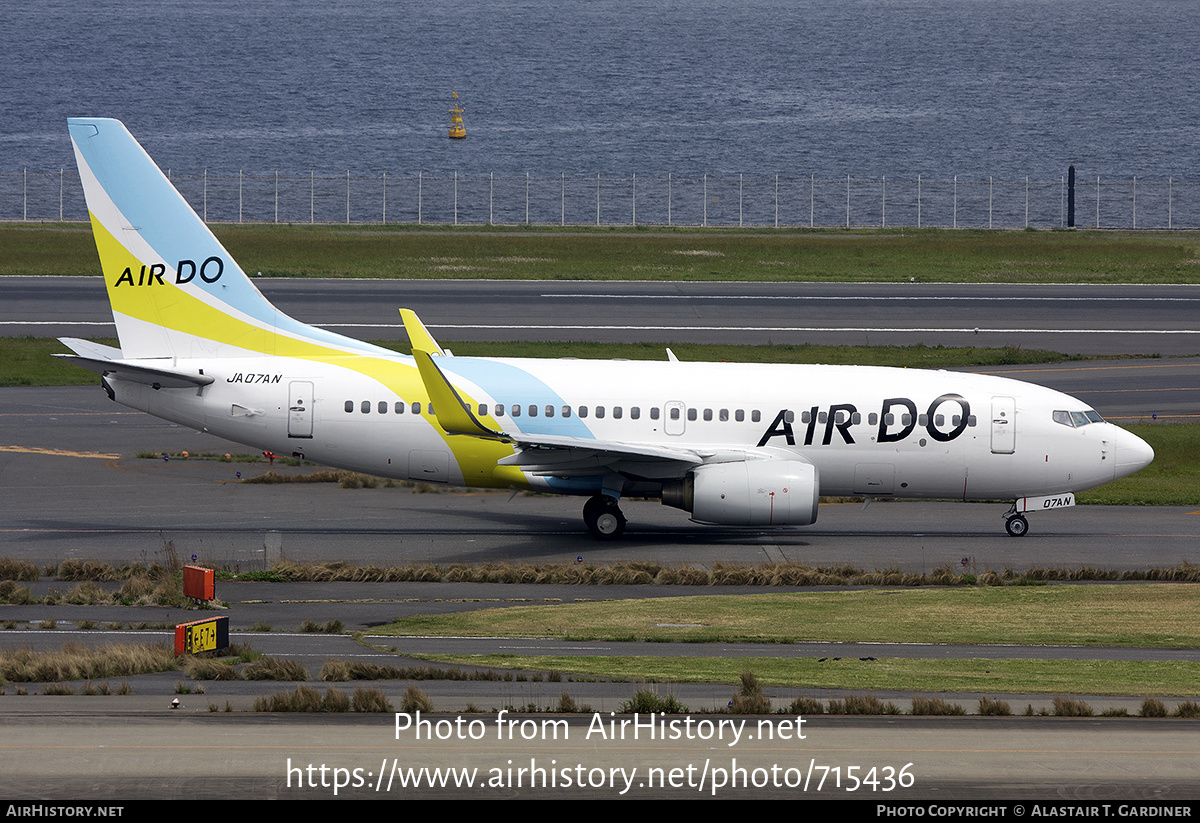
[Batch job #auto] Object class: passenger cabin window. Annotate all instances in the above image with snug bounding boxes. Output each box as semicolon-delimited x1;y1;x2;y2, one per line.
613;406;623;419
650;407;660;420
751;410;761;423
579;406;588;418
595;406;606;419
361;400;371;414
378;401;388;414
395;402;405;414
630;407;640;420
411;402;421;415
344;400;353;413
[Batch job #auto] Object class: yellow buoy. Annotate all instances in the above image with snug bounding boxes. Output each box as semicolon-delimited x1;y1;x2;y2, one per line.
448;92;466;140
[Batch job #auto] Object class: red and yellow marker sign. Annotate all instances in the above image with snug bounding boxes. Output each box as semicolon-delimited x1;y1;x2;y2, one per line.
174;616;229;655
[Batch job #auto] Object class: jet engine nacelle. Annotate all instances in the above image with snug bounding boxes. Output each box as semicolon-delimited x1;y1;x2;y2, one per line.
662;459;819;526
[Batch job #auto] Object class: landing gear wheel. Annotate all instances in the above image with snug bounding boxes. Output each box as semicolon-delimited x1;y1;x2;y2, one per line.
1005;514;1029;537
584;496;626;540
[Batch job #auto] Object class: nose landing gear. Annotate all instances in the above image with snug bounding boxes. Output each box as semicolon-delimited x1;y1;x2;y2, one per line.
1004;513;1029;537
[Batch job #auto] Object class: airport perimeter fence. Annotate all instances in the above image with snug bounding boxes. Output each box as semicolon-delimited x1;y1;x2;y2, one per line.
4;168;1198;230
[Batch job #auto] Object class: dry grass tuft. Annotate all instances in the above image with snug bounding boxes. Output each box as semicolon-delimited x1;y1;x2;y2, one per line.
0;643;177;682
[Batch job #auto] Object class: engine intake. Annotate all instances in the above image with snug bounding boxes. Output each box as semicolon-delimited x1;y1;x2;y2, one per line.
662;459;819;526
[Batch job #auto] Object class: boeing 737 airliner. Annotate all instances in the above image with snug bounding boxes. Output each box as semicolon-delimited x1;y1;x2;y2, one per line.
59;118;1154;539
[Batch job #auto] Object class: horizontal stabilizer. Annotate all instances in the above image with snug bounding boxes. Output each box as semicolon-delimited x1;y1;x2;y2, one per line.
53;354;215;389
58;337;124;361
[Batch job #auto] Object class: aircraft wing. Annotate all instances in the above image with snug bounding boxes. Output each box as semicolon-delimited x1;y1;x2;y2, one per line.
497;433;705;478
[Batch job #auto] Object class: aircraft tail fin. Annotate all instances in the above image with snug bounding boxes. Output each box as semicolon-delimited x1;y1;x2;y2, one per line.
67;118;380;362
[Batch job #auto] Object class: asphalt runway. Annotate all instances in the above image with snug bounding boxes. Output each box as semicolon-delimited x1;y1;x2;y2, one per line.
4;279;1200;802
4;712;1199;800
3;383;1200;802
6;276;1200;355
2;385;1197;570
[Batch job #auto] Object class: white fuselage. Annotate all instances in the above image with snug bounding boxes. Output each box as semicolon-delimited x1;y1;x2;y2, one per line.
105;353;1145;502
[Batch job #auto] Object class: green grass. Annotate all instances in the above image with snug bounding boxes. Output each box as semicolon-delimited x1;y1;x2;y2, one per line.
384;584;1200;695
1076;423;1200;505
5;223;1200;283
376;584;1200;647
422;654;1200;698
0;337;121;386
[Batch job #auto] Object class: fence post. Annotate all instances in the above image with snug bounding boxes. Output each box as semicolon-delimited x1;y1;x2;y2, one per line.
489;172;493;226
204;169;208;222
845;173;850;228
454;171;458;225
560;172;564;226
23;167;26;221
738;173;743;227
310;171;314;224
59;168;64;221
703;173;707;227
810;173;814;228
1096;176;1100;228
988;176;992;229
275;171;279;223
917;174;922;229
668;172;672;226
1132;176;1136;229
526;172;530;225
347;170;351;224
383;171;387;224
1025;176;1029;228
1169;176;1173;229
775;173;779;228
633;172;637;227
952;175;957;229
240;170;244;223
882;175;886;228
596;173;600;226
418;171;423;225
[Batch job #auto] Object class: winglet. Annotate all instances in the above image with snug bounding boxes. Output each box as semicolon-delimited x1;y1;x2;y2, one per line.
400;309;444;356
412;350;506;439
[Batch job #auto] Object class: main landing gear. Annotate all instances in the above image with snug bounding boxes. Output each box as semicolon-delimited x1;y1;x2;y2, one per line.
583;495;626;540
1004;501;1028;537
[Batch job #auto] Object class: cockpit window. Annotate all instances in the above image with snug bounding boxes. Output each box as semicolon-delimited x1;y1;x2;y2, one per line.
1053;409;1105;428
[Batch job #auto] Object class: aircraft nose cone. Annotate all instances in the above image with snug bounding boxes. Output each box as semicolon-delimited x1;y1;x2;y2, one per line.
1113;428;1154;478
